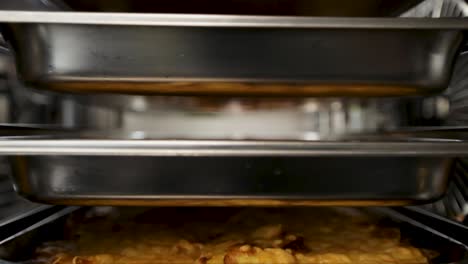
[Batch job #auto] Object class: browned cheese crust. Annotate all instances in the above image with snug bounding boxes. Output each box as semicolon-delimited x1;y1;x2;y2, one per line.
34;208;429;264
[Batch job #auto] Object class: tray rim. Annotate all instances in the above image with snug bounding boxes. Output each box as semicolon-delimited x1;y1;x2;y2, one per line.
2;139;468;156
0;11;468;28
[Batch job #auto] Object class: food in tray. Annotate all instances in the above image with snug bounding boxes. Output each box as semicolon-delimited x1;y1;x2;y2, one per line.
36;207;429;264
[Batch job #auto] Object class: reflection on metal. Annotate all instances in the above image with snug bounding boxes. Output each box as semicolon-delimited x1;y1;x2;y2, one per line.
117;98;402;140
3;14;463;95
402;0;468;17
8;155;453;205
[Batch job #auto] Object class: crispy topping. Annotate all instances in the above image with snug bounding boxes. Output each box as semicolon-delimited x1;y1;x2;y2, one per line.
282;236;310;254
34;208;429;264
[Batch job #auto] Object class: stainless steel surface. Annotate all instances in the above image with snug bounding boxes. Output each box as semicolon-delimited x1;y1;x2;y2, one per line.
66;97;403;140
0;205;78;262
380;206;468;250
9;155;453;205
3;14;464;95
0;37;13;81
0;130;463;204
2;137;468;156
0;206;77;245
0;0;68;11
401;207;468;248
423;158;468;223
445;52;468;125
418;51;468;224
401;0;468;17
0;12;468;28
8;83;122;129
0;154;61;234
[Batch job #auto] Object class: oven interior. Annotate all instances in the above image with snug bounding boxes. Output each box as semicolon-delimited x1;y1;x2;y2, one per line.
0;0;466;263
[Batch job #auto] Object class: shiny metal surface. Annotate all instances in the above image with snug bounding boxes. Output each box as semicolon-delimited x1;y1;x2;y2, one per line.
0;12;468;28
0;205;75;245
0;0;68;12
0;205;78;262
379;206;468;250
1;139;468;156
422;158;468;223
80;97;402;140
0;129;462;205
2;129;468;155
9;155;453;205
4;14;463;95
401;0;468;17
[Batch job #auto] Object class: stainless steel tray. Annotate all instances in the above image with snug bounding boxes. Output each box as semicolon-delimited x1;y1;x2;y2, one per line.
3;129;468;206
1;12;466;95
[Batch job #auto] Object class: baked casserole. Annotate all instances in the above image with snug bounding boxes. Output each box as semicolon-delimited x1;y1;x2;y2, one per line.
35;207;430;264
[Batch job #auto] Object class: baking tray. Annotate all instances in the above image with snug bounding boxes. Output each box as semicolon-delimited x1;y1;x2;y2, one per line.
0;12;466;95
2;129;468;206
0;206;466;263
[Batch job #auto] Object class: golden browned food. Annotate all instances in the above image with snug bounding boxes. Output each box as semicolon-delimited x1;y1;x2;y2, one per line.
35;208;429;264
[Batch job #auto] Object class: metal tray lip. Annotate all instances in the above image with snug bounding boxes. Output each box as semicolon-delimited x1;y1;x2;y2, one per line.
1;139;468;156
20;196;424;207
23;194;432;202
36;76;450;86
1;11;468;28
17;198;420;207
